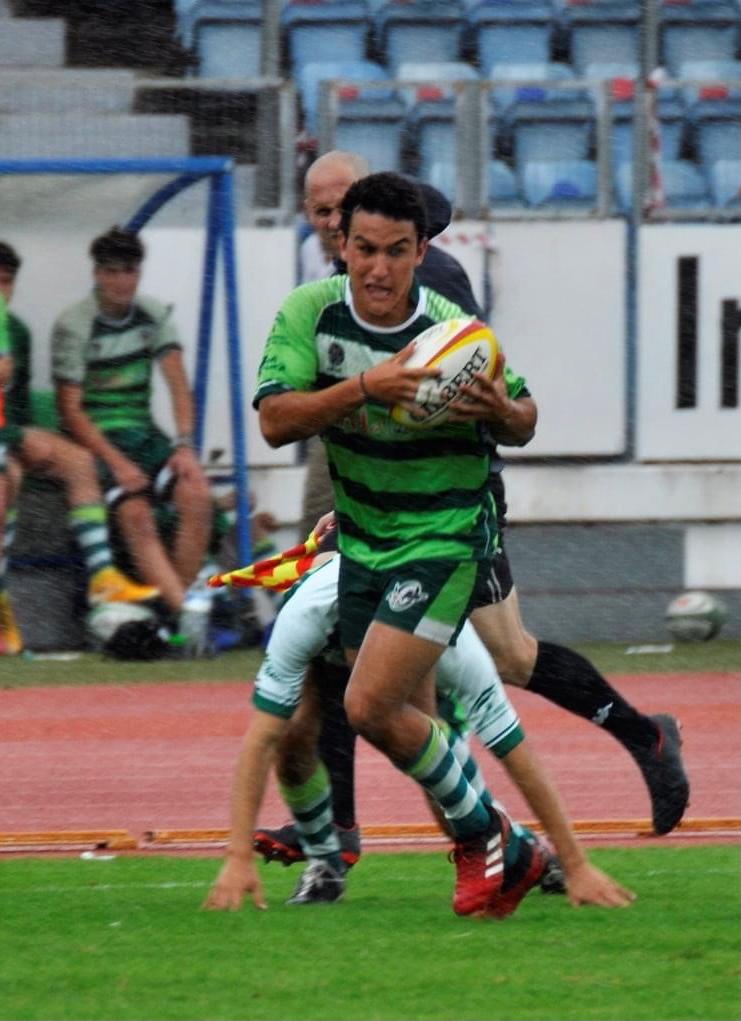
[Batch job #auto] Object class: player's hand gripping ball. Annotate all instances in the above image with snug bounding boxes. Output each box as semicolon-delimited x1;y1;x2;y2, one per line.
391;318;498;429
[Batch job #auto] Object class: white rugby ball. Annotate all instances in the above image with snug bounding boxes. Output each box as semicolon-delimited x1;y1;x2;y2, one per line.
665;590;728;642
86;601;157;647
391;318;498;429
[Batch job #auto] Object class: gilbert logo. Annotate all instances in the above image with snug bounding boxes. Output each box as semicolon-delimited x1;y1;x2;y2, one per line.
386;580;429;613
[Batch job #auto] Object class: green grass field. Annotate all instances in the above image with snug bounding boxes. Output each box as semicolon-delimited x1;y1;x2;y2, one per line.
0;639;738;689
2;848;739;1021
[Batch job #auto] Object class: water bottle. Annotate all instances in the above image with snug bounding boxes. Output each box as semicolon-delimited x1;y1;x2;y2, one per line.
178;587;212;658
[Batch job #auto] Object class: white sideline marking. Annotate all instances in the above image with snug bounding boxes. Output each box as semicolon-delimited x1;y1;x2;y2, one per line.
0;880;210;896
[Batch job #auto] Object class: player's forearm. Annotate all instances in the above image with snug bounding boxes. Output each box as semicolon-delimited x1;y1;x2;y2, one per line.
501;740;587;874
488;396;537;447
259;378;365;447
226;712;286;858
158;352;195;439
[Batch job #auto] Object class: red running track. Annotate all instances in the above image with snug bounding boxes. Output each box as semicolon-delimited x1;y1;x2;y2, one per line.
1;673;739;843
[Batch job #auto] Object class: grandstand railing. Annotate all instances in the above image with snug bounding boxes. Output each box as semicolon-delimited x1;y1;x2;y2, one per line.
316;74;741;223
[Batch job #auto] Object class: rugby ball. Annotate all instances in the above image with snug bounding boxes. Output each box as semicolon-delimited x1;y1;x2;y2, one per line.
391;318;498;429
665;590;728;642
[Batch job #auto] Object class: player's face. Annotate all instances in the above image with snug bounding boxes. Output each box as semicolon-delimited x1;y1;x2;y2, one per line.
94;260;141;316
304;168;358;259
0;268;16;304
340;210;427;328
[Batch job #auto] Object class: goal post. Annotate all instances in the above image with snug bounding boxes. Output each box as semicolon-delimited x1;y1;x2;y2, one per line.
0;155;252;567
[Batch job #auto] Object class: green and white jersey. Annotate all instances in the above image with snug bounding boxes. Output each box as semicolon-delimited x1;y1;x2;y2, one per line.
51;292;182;432
254;275;528;572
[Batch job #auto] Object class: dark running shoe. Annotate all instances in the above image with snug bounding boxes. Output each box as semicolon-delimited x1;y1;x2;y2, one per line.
451;807;510;917
521;829;566;895
254;822;361;868
286;861;346;905
487;832;548;919
630;714;690;836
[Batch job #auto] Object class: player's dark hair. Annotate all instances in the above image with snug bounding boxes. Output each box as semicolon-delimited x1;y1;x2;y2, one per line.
340;172;428;241
0;241;21;275
90;227;145;266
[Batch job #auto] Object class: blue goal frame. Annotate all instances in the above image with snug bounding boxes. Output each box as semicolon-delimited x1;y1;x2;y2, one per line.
0;156;252;567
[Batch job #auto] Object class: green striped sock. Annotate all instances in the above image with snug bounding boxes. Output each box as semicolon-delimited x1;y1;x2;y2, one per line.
280;763;344;872
445;724;525;865
67;504;113;577
406;719;491;839
446;725;493;809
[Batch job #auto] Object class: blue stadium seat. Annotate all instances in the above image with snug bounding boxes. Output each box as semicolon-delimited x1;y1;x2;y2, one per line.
177;0;262;78
507;91;595;167
559;0;640;75
708;158;741;204
297;60;392;136
397;60;479;107
615;158;711;212
659;0;741;77
407;83;495;180
607;78;687;166
282;1;369;76
335;96;407;171
692;95;741;166
488;60;576;114
427;157;457;200
488;158;524;205
468;1;555;75
426;157;524;207
375;1;466;72
521;158;597;207
678;58;741;106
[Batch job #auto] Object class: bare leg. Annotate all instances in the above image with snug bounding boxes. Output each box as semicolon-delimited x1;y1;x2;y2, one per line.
115;496;185;612
170;472;212;588
18;428;103;506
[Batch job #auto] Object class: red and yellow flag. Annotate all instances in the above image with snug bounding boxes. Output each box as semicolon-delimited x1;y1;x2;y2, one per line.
207;531;320;592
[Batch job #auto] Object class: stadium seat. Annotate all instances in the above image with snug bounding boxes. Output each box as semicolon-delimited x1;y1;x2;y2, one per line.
335;96;407;171
608;78;687;167
282;1;369;76
521;158;597;207
507;91;595;168
559;0;640;75
615;158;711;212
659;0;741;77
692;95;741;167
374;0;466;73
678;58;741;107
297;60;392;136
177;0;262;78
426;157;524;208
406;73;495;181
468;1;555;76
397;60;479;103
488;60;577;115
708;158;741;205
427;157;457;200
487;158;524;206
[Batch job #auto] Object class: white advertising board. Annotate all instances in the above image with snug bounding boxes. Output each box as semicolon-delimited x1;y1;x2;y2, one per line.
440;219;627;457
637;224;741;461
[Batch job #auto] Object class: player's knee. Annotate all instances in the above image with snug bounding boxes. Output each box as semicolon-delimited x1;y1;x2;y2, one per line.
116;497;157;536
344;687;386;743
493;635;538;687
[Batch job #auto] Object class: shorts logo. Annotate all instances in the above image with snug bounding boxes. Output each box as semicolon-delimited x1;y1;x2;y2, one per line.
386;580;429;613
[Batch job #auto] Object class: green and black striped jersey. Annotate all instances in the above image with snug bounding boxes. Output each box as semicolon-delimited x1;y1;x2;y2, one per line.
254;275;528;572
51;292;182;432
